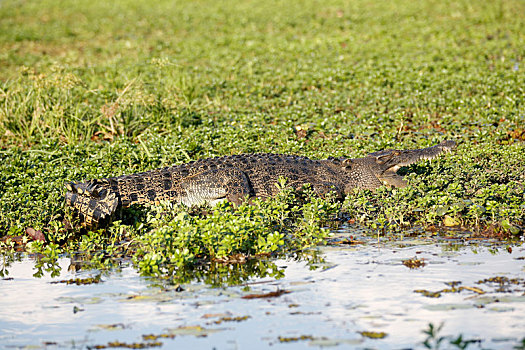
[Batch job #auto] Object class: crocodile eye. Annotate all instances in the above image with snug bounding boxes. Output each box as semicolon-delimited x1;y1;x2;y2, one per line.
342;159;353;170
342;163;353;171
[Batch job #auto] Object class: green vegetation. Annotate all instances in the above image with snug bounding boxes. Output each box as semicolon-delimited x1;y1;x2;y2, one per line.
422;323;480;350
133;187;338;275
0;0;524;274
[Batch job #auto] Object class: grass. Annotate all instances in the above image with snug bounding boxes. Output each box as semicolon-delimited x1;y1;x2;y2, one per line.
0;0;524;274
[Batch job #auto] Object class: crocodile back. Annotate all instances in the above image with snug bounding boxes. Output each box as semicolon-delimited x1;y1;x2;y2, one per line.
65;153;349;226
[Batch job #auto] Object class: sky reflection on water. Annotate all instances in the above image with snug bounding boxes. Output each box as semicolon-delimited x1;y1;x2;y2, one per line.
1;235;524;349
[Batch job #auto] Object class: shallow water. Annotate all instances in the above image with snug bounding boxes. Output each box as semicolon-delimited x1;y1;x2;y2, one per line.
1;232;524;349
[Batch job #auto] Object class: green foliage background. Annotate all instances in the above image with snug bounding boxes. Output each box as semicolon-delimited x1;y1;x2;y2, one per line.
0;0;524;268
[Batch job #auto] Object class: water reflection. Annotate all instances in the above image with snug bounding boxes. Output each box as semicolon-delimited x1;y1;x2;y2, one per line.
1;235;524;349
2;249;327;287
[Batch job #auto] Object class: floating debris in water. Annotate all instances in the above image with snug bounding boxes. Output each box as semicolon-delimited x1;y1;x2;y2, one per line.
242;289;290;299
402;257;426;269
88;340;162;349
415;284;485;298
359;331;388;339
278;335;314;343
50;275;102;285
212;315;251;324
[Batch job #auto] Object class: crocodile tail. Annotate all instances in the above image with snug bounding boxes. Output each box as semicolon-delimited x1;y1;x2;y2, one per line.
65;180;119;227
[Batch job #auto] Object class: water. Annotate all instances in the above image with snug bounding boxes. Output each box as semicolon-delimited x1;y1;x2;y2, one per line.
1;232;524;349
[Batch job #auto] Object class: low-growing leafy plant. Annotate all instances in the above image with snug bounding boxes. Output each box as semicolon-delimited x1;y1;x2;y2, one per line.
422;323;482;350
133;186;340;275
0;185;339;279
0;0;524;275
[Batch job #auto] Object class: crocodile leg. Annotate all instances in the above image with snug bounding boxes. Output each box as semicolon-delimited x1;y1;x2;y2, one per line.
179;167;254;206
376;170;408;188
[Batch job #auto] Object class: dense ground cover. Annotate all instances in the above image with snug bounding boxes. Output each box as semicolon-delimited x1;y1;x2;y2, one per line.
0;0;524;273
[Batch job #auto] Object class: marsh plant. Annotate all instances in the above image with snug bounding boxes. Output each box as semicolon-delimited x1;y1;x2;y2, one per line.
0;0;524;272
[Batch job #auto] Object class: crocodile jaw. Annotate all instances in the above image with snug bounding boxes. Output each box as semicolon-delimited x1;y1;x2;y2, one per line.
382;140;456;174
374;140;456;187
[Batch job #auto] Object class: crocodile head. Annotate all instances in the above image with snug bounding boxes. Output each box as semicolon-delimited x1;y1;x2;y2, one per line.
345;140;456;189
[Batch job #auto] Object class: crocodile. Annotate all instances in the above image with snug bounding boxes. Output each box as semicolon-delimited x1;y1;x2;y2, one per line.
65;140;456;227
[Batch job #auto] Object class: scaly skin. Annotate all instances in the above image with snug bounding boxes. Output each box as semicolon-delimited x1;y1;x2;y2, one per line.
65;140;456;227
